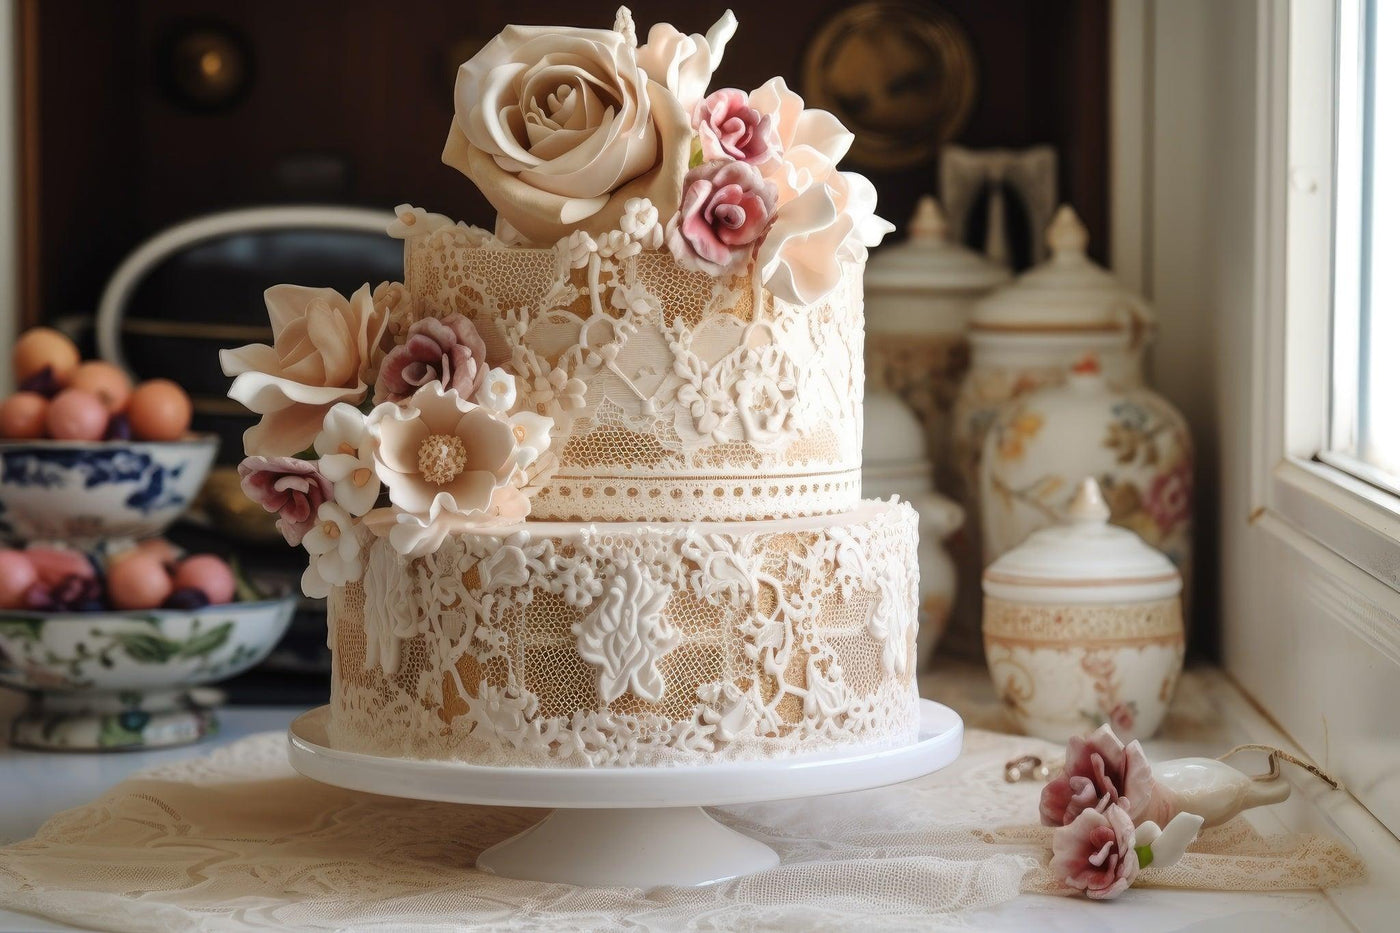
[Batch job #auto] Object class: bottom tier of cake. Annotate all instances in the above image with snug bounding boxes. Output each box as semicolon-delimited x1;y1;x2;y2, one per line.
327;499;921;767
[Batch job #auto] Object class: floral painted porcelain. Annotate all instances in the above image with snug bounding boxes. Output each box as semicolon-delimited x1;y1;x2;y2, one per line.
863;391;964;667
0;436;217;545
982;478;1184;741
978;356;1193;597
945;206;1155;658
0;595;297;749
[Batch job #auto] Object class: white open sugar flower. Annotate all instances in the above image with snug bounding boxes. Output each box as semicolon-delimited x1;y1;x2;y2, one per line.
313;403;381;517
369;382;519;524
300;501;364;599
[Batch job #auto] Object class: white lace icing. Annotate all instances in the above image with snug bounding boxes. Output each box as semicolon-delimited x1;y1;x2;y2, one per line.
328;500;921;767
402;211;865;522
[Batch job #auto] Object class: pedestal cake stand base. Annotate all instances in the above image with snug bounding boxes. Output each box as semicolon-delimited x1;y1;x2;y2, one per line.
288;699;962;888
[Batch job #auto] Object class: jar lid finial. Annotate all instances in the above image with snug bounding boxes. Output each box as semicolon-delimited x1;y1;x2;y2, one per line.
1047;204;1089;259
909;195;949;242
1067;477;1111;525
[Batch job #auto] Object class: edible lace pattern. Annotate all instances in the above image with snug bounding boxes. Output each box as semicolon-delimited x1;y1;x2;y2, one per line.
329;500;921;766
402;220;865;522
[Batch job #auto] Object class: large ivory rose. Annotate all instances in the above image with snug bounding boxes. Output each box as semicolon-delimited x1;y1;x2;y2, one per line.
442;16;691;244
222;284;387;458
749;77;894;305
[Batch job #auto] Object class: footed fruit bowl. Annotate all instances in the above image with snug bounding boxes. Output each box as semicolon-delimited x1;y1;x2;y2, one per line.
0;593;296;750
0;435;218;545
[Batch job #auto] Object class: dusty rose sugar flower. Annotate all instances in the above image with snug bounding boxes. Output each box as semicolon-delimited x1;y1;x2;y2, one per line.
375;314;487;404
1040;723;1161;826
1051;799;1141;900
666;160;777;276
238;456;334;546
693;88;779;165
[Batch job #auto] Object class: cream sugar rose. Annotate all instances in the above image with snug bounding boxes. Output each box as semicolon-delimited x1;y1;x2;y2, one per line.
223;8;923;768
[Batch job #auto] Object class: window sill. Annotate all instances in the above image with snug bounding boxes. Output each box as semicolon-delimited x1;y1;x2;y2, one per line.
1269;456;1400;593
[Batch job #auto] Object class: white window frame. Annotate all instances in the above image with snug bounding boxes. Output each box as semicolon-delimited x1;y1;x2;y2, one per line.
1113;0;1400;838
1271;0;1400;592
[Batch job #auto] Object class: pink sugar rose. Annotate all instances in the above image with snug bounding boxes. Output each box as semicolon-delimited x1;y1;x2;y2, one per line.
374;314;487;404
693;88;780;165
238;456;334;546
1051;799;1140;900
666;160;777;276
1040;724;1162;826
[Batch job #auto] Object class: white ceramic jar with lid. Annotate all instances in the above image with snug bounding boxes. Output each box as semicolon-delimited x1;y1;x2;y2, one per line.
982;478;1184;742
942;205;1156;661
866;196;1009;469
863;392;964;668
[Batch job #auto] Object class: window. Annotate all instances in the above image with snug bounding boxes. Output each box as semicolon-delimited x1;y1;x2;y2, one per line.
1327;0;1400;494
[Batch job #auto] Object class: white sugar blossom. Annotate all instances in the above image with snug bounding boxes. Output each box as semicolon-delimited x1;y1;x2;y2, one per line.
313;403;380;516
301;502;365;598
476;367;518;413
387;203;455;240
508;411;554;469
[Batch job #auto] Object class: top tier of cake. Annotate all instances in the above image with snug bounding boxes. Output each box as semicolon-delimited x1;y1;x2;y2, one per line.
396;216;864;522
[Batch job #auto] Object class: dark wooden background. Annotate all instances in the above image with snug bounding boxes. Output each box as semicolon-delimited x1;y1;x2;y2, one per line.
19;0;1108;328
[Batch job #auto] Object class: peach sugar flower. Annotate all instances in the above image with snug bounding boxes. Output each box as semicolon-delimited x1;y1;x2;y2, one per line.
221;284;388;458
369;382;520;524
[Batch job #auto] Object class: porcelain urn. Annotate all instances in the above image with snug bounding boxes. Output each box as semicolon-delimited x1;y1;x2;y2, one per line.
978;355;1193;593
982;478;1184;742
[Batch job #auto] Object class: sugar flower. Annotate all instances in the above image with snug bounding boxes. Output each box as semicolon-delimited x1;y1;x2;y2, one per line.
693;88;779;165
747;77;893;305
369;382;518;525
1051;799;1140;900
636;9;737;112
442;9;691;244
666;160;777;276
312;403;381;517
222;284;389;457
300;502;364;599
1040;724;1164;826
375;313;488;404
238;456;334;546
476;367;518;413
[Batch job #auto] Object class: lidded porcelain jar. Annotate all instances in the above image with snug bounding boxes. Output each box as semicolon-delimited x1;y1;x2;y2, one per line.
951;205;1154;505
863;392;964;668
983;478;1184;742
866;196;1009;471
942;205;1155;660
978;356;1193;594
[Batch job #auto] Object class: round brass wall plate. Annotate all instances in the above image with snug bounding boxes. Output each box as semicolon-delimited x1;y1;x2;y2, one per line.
802;1;977;171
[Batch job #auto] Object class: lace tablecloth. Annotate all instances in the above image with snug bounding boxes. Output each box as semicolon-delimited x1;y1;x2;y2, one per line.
0;721;1363;933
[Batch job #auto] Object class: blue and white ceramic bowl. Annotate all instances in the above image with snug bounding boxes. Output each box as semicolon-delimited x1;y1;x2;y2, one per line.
0;593;297;749
0;435;218;545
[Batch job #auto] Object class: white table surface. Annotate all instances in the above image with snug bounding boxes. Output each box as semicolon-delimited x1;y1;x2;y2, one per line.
0;665;1395;932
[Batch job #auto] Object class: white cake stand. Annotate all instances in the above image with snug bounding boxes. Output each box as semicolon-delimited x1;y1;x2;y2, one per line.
287;699;962;889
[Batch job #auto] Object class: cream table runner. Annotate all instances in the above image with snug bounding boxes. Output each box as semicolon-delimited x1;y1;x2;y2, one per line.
0;724;1362;933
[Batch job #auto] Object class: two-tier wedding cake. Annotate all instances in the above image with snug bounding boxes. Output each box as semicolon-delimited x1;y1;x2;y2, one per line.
224;8;920;767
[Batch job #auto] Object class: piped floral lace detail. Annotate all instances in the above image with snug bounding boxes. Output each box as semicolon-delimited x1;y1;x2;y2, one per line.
329;501;921;767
